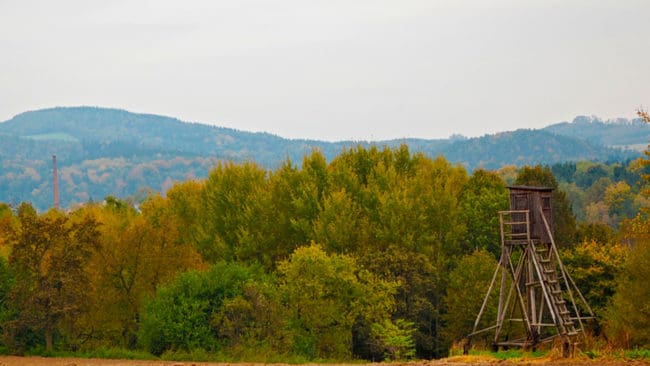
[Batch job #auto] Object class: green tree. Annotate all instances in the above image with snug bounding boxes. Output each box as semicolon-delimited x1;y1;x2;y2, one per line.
370;319;416;361
458;170;509;256
279;244;396;360
584;177;612;205
560;182;586;221
199;162;269;263
263;159;313;262
575;222;615;245
0;256;14;348
442;249;498;347
551;161;576;183
211;278;288;357
165;180;206;257
360;245;444;358
312;188;368;254
324;147;467;358
138;262;276;356
575;163;610;189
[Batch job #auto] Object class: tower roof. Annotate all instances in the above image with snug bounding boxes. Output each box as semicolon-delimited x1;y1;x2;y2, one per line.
507;185;553;192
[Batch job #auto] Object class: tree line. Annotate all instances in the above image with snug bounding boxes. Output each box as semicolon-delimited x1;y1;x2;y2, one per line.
3;107;647;212
0;144;648;360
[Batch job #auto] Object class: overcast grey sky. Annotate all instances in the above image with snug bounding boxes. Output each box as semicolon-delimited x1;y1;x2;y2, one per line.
1;0;648;141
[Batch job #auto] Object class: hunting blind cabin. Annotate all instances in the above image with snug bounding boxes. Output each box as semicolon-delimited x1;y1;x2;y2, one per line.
466;186;593;357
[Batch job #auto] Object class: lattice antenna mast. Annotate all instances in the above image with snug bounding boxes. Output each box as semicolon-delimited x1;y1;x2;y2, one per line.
53;155;60;209
466;186;593;357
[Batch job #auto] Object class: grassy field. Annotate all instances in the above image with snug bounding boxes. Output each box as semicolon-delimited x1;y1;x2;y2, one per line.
1;348;649;366
0;355;649;366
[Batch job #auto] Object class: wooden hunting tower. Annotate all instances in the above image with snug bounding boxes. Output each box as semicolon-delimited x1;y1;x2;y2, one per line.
466;186;593;356
508;186;553;244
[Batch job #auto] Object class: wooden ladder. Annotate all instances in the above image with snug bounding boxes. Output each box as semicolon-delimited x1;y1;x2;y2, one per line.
532;244;578;337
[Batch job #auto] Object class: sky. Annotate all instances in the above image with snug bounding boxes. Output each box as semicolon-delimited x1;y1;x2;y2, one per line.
1;0;649;142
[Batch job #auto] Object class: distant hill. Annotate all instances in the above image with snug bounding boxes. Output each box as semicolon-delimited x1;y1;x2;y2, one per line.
0;107;348;165
0;107;643;210
436;129;634;169
543;115;650;150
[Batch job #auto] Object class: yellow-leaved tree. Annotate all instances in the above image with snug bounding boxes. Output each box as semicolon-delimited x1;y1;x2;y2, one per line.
77;195;204;349
604;109;650;347
6;203;99;352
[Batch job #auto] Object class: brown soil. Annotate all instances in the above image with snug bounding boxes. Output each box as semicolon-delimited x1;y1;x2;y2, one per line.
0;356;649;366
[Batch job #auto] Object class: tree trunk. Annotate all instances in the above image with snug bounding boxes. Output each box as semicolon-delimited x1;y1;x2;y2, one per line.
45;327;53;352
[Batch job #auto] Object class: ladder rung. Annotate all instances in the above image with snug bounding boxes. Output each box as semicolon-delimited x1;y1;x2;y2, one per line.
507;239;530;243
505;240;529;245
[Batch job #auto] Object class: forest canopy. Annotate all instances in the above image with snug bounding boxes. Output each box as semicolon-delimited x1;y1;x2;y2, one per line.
0;144;649;360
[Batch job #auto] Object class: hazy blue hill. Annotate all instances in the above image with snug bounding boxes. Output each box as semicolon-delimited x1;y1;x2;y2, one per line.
1;107;285;158
0;106;641;210
543;115;650;148
439;129;636;170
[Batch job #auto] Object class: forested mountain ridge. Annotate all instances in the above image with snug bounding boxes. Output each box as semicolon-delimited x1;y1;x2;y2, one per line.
0;106;643;210
436;129;632;169
543;115;650;149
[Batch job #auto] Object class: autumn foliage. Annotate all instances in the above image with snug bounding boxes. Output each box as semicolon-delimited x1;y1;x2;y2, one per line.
0;144;648;360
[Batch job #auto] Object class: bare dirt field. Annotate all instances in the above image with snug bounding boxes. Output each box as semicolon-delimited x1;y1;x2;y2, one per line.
0;356;649;366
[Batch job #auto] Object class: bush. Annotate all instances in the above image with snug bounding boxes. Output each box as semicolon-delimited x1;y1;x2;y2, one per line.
370;319;416;360
138;262;268;355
